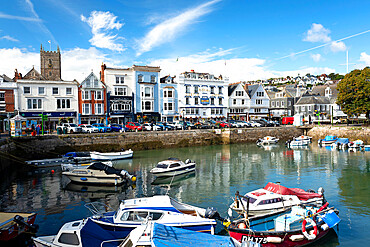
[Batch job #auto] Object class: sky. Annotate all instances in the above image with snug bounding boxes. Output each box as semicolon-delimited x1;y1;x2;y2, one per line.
0;0;370;82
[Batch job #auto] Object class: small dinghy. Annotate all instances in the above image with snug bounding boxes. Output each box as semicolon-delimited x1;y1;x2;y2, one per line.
230;182;325;216
256;136;279;146
62;162;136;185
90;149;133;161
228;204;340;247
150;158;196;177
0;212;38;242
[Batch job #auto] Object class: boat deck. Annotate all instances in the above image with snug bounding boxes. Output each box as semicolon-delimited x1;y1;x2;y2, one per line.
0;212;33;228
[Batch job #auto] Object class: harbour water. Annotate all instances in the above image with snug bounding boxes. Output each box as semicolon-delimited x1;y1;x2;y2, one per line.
0;143;369;246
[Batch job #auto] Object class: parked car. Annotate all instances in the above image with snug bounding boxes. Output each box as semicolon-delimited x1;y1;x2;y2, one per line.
109;124;129;132
249;121;262;127
194;122;211;129
125;122;143;132
236;120;251;128
79;124;99;133
218;122;231;128
91;123;111;132
157;122;175;131
56;123;83;134
171;121;183;130
206;120;218;129
142;123;162;131
228;120;240;128
282;116;294;125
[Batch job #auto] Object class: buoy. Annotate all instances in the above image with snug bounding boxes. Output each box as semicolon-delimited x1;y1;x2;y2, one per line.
238;222;247;229
131;176;137;182
51;170;55;174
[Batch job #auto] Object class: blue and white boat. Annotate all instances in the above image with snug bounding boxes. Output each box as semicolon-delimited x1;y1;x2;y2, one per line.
331;138;350;150
119;222;242;247
150;158;196;177
88;195;217;239
318;136;338;146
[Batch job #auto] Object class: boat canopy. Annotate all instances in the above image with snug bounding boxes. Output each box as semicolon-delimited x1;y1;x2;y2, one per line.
88;162;121;175
323;135;337;141
264;182;321;201
152;223;237;247
335;138;349;144
80;219;120;247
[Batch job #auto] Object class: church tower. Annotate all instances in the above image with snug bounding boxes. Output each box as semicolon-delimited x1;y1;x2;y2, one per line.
40;44;61;81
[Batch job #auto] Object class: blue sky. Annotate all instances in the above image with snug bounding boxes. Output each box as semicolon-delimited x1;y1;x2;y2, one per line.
1;0;370;82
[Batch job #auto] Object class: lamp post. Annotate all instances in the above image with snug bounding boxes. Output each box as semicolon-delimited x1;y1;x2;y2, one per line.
315;110;320;126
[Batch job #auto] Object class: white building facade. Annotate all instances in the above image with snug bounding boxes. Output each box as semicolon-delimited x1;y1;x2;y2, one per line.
176;71;228;121
227;83;251;120
247;84;270;119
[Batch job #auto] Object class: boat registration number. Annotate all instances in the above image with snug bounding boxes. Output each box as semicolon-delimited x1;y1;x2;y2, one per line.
242;236;268;244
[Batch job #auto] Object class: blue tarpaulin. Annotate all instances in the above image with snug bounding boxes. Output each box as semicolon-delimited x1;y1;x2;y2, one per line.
80;219;124;247
335;138;349;144
152;223;237;247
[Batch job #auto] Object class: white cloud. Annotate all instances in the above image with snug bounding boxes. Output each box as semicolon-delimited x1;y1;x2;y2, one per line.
330;41;347;52
0;12;41;22
0;35;19;42
0;47;116;82
136;0;220;56
311;53;322;62
149;49;335;82
303;23;331;43
359;52;370;66
81;11;125;52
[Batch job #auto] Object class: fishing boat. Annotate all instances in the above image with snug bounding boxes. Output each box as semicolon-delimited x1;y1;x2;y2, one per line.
150;158;196;177
286;139;309;147
90;149;133;161
228;204;340;247
318;136;338;146
61;161;112;172
348;139;364;149
256;136;279;146
230;182;324;216
0;212;38;242
86;195;218;240
119;222;242;247
331;138;350;150
63;151;91;161
294;135;312;143
62;162;136;185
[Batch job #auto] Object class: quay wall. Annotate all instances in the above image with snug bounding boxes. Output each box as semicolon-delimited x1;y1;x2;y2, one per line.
0;127;302;165
307;126;370;143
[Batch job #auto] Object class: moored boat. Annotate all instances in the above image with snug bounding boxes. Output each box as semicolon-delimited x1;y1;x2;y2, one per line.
0;212;38;242
62;162;136;185
61;160;112;171
87;195;218;239
228;204;340;247
257;136;279;146
331;138;350;150
348;139;364;149
90;149;133;161
150;158;196;177
230;182;324;216
318;136;338;146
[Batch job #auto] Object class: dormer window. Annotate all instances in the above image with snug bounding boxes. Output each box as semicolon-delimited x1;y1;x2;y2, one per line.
138;74;143;83
151;75;156;83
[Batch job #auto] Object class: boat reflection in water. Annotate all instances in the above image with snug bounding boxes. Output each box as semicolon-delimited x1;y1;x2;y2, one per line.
63;182;134;199
151;171;196;186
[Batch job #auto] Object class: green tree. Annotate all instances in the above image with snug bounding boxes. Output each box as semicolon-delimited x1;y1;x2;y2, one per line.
337;67;370;119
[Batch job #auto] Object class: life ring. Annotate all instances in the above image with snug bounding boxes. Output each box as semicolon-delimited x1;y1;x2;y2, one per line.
302;218;318;240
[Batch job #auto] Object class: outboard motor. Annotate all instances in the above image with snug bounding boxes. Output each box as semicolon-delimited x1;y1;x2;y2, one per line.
13;215;39;233
185;159;191;164
318;187;326;204
204;207;226;222
120;170;136;182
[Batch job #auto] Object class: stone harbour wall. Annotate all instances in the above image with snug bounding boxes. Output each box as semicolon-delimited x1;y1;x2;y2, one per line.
307;126;370;143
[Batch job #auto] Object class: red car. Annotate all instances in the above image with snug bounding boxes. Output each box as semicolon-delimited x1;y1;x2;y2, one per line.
219;122;231;128
125;122;143;132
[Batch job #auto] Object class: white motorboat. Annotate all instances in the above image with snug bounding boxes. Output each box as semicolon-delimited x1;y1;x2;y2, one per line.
294;135;312;142
62;162;136;185
348;139;364;149
318;136;338;146
286;137;310;147
87;195;218;240
90;149;133;160
256;136;279;146
230;182;324;216
150;158;196;177
61;161;112;171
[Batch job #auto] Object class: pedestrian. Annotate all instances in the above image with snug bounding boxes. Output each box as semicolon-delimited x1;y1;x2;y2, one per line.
36;124;41;135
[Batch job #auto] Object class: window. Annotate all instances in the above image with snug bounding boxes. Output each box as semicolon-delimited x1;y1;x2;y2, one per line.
257;91;264;97
115;87;127;96
86;79;91;87
164;90;173;98
116;76;124;84
194;97;199;105
168;102;173;111
301;106;305;111
219;98;223;105
24;87;30;94
281;101;284;107
58;233;80;245
66;88;72;95
57;99;71;109
27;98;42;109
111;101;131;112
186;98;190;105
272;101;275;107
82;91;90;100
52;87;59;95
236;91;243;96
83;103;91;115
151;75;156;83
164;103;167;110
210;86;215;94
96;91;102;100
143;101;152;111
138;74;143;82
210;98;215;105
233;99;236;105
185;86;190;94
218;86;223;94
308;106;311;111
255;108;261;113
144;87;151;97
95;103;103;114
38;87;45;95
242;99;245;105
276;101;279;107
0;92;4;102
288;101;292;106
194;86;199;94
256;99;263;105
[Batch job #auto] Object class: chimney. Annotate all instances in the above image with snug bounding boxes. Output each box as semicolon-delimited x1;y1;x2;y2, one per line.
14;69;18;81
101;63;105;83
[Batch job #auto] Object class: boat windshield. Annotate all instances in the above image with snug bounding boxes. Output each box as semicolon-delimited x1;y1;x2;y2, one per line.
169;163;181;168
120;211;163;222
156;163;168;169
242;195;257;204
257;198;282;205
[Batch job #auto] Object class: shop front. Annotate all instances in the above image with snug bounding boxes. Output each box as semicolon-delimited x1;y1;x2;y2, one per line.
20;111;77;133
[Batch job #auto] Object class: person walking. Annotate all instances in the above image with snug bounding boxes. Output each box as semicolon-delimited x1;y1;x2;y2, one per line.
36;124;41;135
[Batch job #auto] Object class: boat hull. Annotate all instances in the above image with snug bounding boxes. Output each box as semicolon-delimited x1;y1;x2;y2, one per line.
64;173;125;185
0;213;37;242
151;164;196;177
90;150;133;160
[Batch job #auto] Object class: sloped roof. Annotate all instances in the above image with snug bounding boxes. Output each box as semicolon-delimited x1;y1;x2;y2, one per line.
311;84;338;98
228;84;238;96
295;95;330;105
23;67;45;80
247;84;259;97
80;72;105;88
1;74;13;81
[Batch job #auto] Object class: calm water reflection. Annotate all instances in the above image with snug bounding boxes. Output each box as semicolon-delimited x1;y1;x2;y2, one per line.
0;143;369;246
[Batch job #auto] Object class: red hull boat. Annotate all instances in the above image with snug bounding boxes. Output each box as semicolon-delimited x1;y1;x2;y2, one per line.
0;212;38;242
